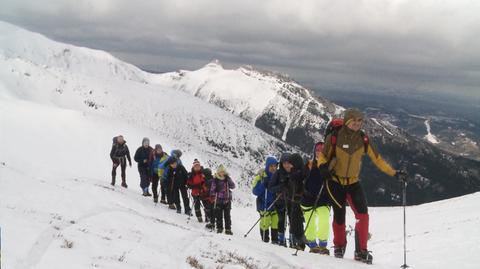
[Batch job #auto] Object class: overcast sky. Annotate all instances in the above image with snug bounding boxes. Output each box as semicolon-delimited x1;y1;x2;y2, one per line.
1;0;479;99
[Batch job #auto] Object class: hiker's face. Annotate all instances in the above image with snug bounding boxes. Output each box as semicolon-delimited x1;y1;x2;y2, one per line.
194;165;201;172
170;162;178;169
347;118;363;132
143;142;149;148
282;161;293;173
268;164;278;174
117;136;124;144
218;171;226;178
156;148;163;154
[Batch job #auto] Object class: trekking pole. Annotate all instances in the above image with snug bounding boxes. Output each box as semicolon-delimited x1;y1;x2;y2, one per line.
187;189;192;221
210;193;218;232
262;188;268;241
244;193;283;238
293;182;325;256
400;178;409;268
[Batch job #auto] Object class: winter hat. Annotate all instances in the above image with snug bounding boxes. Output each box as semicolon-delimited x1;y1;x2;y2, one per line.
193;159;201;167
216;164;228;178
265;156;279;177
289;153;304;171
279;152;292;164
343;108;364;126
142;137;150;146
155;144;162;150
170;149;182;159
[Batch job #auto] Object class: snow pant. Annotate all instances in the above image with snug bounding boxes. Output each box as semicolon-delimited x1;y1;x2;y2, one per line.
275;204;286;242
259;210;279;243
138;166;150;192
286;199;305;244
173;185;191;212
112;157;126;182
215;202;231;230
160;180;167;201
204;201;214;225
301;205;330;247
151;174;160;199
327;180;369;251
193;196;209;219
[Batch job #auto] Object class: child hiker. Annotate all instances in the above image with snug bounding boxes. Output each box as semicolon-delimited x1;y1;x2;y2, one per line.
210;165;235;235
187;159;210;222
302;142;331;254
252;156;279;244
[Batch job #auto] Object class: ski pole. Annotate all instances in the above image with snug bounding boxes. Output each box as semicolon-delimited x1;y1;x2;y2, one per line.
293;182;325;256
244;193;283;238
400;179;409;268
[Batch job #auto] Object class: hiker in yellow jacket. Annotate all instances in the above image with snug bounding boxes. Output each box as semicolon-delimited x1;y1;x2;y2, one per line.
317;108;406;264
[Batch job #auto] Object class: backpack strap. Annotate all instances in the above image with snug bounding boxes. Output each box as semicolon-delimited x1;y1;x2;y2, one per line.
328;129;339;162
360;131;369;154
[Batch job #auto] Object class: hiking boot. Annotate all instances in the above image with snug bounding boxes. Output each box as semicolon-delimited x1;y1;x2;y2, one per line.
318;247;330;255
111;178;115;186
145;191;152;197
205;223;214;229
217;228;223;234
277;233;287;247
168;204;176;210
334;246;346;258
197;217;203;223
121;181;128;188
225;229;233;235
354;249;373;264
307;241;319;253
153;197;158;203
185;209;192;216
176;209;182;214
160;199;167;204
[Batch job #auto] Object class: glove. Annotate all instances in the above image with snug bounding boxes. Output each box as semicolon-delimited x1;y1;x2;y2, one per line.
318;164;332;181
396;170;408;182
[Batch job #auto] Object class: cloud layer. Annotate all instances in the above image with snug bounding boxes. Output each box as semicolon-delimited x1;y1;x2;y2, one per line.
1;0;479;98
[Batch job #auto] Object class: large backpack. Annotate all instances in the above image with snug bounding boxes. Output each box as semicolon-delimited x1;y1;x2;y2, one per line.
323;118;369;161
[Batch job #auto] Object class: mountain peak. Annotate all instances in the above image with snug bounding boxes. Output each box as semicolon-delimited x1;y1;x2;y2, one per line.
203;59;224;69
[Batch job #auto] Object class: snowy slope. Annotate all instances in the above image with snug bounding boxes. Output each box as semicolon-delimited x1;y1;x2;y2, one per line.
1;100;479;268
1;21;480;269
0;20;296;195
1;97;479;268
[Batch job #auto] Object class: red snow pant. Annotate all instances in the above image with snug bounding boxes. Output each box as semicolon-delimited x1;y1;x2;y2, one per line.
327;180;369;251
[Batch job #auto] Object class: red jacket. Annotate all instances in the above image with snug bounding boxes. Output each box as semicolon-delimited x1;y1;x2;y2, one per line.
187;171;206;197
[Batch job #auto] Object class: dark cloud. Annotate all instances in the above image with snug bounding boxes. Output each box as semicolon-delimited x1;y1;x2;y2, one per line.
1;0;479;99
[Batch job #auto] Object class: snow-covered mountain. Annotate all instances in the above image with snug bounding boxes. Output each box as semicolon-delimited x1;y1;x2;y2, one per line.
150;60;343;148
0;21;299;198
147;59;480;206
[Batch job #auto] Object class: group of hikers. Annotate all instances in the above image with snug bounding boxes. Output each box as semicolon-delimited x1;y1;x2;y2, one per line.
108;108;407;265
110;136;235;235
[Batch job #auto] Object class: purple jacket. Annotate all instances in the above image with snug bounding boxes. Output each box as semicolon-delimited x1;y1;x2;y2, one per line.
210;176;235;203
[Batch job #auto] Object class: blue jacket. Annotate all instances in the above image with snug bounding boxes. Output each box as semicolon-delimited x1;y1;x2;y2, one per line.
252;156;278;211
150;152;169;177
161;151;182;182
